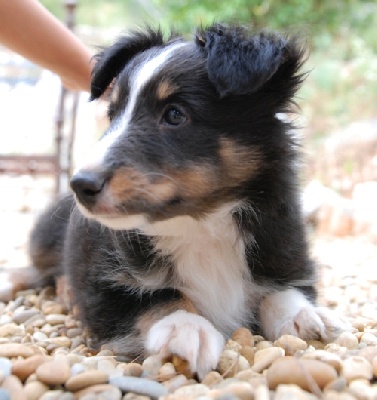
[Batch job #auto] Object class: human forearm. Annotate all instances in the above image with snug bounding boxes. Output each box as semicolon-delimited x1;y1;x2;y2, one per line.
0;0;93;91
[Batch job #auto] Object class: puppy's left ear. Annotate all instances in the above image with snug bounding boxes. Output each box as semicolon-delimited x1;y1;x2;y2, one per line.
90;27;164;100
196;24;306;100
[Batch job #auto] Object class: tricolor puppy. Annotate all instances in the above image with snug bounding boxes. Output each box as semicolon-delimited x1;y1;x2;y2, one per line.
25;24;348;377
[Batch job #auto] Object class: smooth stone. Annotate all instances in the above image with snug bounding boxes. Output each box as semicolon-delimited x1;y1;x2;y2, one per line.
231;327;254;347
0;388;10;400
0;358;12;377
2;375;26;400
0;323;24;338
334;332;359;350
73;384;121;399
45;314;67;325
266;356;337;392
13;309;42;324
274;335;308;356
301;350;342;372
173;383;209;397
122;362;143;377
12;354;50;381
36;358;71;385
24;381;49;400
251;347;285;373
0;343;34;358
341;356;373;382
65;370;109;391
109;375;168;397
274;384;318;400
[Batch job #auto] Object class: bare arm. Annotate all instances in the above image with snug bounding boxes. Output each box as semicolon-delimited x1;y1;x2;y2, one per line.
0;0;93;92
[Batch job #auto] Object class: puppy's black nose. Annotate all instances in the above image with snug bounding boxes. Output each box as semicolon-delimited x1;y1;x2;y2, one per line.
70;171;105;206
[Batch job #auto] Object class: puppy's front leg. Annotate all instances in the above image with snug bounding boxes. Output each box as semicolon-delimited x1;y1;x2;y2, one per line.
259;288;351;342
140;300;225;379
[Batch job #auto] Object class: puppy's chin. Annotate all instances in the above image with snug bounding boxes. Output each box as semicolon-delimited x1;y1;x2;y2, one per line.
75;201;147;231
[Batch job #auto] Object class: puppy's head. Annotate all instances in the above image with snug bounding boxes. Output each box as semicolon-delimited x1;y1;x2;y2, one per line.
71;24;306;230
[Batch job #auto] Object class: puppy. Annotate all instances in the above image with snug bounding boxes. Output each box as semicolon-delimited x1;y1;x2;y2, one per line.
6;24;349;378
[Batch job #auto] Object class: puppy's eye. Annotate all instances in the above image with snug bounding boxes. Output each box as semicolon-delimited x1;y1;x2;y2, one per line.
162;107;187;126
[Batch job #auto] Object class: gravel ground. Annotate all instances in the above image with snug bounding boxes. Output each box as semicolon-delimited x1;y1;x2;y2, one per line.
1;175;377;399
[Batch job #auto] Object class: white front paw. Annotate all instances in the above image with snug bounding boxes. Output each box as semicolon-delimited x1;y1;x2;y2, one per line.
279;306;352;342
146;310;225;379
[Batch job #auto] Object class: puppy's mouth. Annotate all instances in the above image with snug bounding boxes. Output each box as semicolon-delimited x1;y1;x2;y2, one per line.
70;166;209;230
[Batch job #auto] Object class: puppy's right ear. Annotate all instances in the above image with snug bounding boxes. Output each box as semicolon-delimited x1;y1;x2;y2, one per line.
90;27;164;100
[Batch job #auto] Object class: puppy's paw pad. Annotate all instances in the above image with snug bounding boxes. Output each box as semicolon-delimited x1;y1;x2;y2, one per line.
279;306;351;342
146;310;225;379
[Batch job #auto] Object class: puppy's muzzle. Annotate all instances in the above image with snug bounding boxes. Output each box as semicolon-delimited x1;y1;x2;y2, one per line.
70;170;106;208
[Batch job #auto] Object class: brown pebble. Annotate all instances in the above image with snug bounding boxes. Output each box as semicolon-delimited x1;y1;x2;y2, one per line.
252;347;285;373
65;370;109;391
122;362;143;377
201;371;223;387
266;356;337;392
256;341;273;351
36;358;71;385
341;356;373;382
307;340;325;350
240;346;254;365
0;343;35;358
274;335;308;356
231;327;254;347
2;375;27;400
170;354;193;378
24;380;49;400
302;350;342;373
73;383;121;399
12;354;51;382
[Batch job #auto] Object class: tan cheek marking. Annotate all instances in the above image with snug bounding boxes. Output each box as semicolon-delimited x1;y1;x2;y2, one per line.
108;167;177;203
169;166;217;198
219;138;262;182
156;80;178;100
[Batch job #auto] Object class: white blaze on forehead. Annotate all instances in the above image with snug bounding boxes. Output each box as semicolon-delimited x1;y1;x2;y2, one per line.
75;42;187;173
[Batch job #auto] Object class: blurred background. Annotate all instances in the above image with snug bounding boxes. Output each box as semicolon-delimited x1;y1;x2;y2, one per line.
0;0;377;317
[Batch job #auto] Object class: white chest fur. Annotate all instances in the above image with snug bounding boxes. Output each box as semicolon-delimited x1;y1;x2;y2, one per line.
144;204;252;336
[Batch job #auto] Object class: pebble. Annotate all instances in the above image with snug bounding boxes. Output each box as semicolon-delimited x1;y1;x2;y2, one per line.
173;383;209;397
218;350;250;377
335;332;359;350
252;347;285;373
36;358;71;385
109;375;169;397
0;388;10;400
266;356;337;392
302;350;342;372
2;375;26;400
0;323;24;338
11;354;50;381
122;362;143;377
275;384;318;400
202;371;223;387
360;333;377;346
141;355;163;377
163;374;188;392
65;370;109;391
231;328;254;347
0;358;12;377
274;335;308;356
341;356;373;382
45;314;66;325
13;308;42;324
0;343;35;358
24;380;49;400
